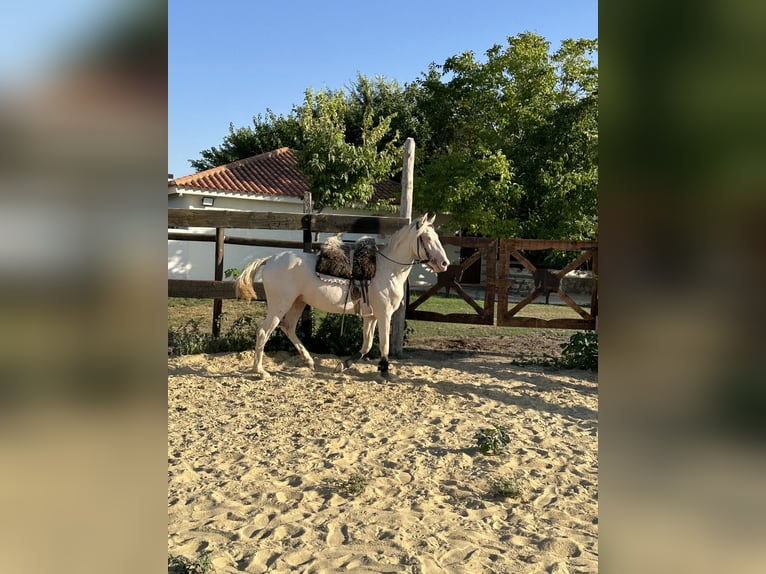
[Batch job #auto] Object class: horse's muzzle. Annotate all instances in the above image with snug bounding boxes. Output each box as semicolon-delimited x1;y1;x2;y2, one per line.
431;258;449;272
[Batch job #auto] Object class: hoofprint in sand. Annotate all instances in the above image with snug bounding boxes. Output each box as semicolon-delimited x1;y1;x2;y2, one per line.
168;348;598;573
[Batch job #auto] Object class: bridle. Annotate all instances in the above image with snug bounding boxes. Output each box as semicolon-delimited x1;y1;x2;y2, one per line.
375;222;434;267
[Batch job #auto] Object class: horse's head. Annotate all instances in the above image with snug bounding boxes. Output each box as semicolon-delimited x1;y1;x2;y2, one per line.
416;213;450;273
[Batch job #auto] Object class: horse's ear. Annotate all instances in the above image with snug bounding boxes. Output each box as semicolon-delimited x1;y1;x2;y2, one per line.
418;213;429;227
428;214;436;226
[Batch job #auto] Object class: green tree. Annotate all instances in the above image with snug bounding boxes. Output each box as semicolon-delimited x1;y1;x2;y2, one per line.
344;74;425;153
187;34;597;237
294;88;400;210
418;147;521;236
415;33;598;240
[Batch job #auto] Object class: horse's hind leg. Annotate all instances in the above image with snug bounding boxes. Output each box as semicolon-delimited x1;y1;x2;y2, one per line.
253;313;281;378
279;299;315;371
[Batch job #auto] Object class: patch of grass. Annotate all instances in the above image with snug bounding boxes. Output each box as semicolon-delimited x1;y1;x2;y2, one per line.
167;299;266;332
510;353;559;368
168;552;213;574
167;296;578;340
487;474;525;500
331;472;368;497
413;291;584;319
407;293;579;339
476;423;511;455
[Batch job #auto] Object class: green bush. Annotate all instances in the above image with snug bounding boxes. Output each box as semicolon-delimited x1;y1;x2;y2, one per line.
559;331;598;370
168;311;379;357
168;320;208;356
332;471;368;497
475;423;511;455
207;314;256;353
168;553;213;574
487;474;525;499
309;314;380;358
168;314;295;356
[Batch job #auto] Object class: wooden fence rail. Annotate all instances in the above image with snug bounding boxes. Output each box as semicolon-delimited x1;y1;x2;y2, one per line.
168;231;324;251
168;209;408;235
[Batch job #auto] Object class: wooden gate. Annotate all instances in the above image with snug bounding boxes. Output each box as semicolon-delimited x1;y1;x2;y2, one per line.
405;237;598;330
406;237;497;324
496;239;597;329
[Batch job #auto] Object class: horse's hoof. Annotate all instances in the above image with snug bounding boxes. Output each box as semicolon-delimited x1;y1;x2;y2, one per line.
334;362;345;374
253;369;271;379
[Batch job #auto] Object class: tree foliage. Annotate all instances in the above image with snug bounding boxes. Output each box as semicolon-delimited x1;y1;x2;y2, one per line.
415;33;598;240
187;33;598;238
294;88;400;210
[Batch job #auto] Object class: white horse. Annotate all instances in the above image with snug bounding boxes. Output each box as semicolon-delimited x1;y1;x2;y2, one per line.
235;213;450;379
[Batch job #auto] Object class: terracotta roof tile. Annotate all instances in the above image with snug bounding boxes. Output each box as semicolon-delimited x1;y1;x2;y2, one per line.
170;147;397;203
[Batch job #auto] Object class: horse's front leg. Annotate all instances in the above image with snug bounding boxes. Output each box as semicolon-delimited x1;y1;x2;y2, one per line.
335;315;377;373
376;314;394;380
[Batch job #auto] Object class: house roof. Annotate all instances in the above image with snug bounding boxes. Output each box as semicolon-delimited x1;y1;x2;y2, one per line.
169;147;398;203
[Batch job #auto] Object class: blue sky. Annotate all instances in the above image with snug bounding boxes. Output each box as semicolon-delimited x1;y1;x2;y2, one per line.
168;0;597;178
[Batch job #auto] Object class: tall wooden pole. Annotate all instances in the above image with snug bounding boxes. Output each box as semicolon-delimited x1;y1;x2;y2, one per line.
300;192;314;342
390;138;415;356
212;226;225;337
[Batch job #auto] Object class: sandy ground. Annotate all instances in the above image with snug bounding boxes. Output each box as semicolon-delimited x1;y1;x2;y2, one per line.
168;341;598;573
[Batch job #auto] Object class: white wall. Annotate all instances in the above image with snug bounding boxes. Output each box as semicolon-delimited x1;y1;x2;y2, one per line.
168;191;307;280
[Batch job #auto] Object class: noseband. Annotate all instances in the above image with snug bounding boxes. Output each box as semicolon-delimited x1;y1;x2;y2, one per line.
416;234;431;264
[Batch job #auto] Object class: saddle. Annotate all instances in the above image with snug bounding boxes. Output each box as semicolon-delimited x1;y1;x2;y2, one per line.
315;236;377;307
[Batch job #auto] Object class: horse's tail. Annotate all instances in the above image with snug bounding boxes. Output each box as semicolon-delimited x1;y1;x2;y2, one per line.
235;257;269;301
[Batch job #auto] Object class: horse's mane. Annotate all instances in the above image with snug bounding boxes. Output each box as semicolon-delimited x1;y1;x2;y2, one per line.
384;219;417;253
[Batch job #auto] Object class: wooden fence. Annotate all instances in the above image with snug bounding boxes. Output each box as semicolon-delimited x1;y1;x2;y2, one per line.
169;208;598;342
168;208;409;337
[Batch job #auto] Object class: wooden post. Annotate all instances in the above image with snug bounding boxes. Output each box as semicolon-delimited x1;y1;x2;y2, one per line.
591;247;598;332
399;137;414;220
390;138;415;356
212;226;225;337
300;192;314;342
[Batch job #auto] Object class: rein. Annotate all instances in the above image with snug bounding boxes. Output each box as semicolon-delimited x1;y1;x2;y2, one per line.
375;234;431;267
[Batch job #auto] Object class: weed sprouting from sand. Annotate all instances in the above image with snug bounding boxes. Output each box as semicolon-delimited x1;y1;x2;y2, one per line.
487;474;525;500
476;423;511;455
510;353;558;368
168;552;213;574
331;471;369;496
559;331;598;370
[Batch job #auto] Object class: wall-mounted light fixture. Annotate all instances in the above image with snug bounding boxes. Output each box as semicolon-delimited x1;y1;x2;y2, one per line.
201;197;215;207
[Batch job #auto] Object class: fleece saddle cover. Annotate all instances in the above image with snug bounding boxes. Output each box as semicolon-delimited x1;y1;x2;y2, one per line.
316;236;377;281
315;236;377;306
